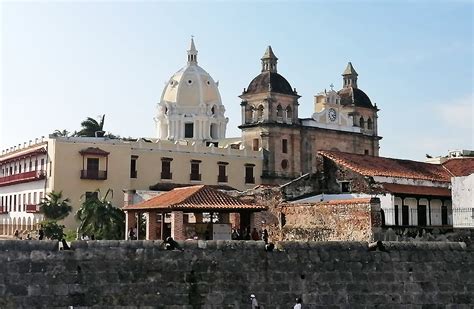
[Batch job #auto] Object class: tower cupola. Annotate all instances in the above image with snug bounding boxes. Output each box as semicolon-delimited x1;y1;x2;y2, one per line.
342;62;358;88
187;37;198;65
261;46;278;73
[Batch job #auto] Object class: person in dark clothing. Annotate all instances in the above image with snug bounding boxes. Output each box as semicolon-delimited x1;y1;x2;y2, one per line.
164;237;183;251
251;228;260;241
262;228;269;244
38;228;44;240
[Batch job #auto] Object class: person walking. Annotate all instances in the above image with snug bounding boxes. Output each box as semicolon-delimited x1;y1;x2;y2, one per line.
294;297;302;309
250;294;259;309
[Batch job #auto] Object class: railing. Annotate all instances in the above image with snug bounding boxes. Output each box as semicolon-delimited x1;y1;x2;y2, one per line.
0;170;46;187
245;176;255;184
452;208;474;228
25;204;40;213
161;172;172;180
382;208;453;227
80;170;107;180
190;173;202;181
217;175;228;183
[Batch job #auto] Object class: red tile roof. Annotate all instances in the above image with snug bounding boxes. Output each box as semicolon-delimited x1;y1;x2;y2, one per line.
442;158;474;177
318;151;451;182
381;183;451;197
123;185;266;211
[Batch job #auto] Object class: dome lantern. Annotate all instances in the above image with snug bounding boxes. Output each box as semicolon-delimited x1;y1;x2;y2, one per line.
261;46;278;73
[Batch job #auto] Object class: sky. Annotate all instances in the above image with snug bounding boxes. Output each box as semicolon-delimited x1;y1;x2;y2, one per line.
1;0;473;161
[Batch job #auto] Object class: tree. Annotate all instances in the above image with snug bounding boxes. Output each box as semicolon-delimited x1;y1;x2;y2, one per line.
39;191;72;220
76;189;125;240
76;114;105;137
39;191;72;240
51;129;70;137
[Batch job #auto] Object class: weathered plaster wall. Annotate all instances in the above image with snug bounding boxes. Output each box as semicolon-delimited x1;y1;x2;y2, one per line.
0;240;472;308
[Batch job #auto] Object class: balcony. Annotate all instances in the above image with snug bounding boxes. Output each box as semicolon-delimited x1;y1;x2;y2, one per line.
218;175;228;183
81;170;107;180
0;170;46;187
26;204;40;213
190;173;202;181
161;172;172;180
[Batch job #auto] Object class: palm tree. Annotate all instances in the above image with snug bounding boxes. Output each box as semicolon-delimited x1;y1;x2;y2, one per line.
76;114;105;137
51;129;70;137
39;191;72;221
76;189;125;240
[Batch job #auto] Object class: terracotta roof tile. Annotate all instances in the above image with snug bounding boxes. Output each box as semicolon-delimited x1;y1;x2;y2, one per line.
382;183;451;197
123;185;265;211
318;151;451;182
442;158;474;177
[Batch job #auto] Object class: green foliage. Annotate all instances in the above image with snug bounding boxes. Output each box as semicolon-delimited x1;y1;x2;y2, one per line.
76;114;106;137
64;229;78;242
76;189;125;240
51;129;70;137
42;220;65;240
39;191;72;221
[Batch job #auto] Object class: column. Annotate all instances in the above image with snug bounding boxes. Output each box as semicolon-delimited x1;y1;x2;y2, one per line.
171;210;184;240
145;211;158;240
125;210;137;240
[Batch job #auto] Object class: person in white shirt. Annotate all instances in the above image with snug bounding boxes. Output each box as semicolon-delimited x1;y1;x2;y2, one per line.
250;294;259;309
294;297;302;309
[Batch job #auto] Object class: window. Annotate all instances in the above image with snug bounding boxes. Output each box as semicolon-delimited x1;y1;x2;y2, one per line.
29;161;32;171
359;117;365;128
253;139;260;151
130;156;138;178
33;192;37;204
442;205;448;225
286;106;293;120
185;123;194;138
35;160;38;171
281;159;289;170
394;205;399;226
18;164;22;173
85;191;99;202
364;149;369;155
190;160;201;181
40;159;45;170
245;164;255;184
217;162;228;183
367;118;373;130
13;195;17;211
340;181;350;193
276;105;283;118
282;139;288;154
161;158;173;180
257;105;264;121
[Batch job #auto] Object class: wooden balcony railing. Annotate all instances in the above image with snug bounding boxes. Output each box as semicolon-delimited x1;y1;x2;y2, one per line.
80;170;107;180
190;173;202;181
0;170;46;187
218;175;228;183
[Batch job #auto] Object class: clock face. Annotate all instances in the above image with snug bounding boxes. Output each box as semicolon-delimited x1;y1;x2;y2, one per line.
328;108;337;122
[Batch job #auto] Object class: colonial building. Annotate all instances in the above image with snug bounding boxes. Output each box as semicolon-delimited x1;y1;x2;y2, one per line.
239;47;381;184
285;150;474;228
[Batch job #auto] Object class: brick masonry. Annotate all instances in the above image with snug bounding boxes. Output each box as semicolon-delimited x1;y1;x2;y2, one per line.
0;240;472;308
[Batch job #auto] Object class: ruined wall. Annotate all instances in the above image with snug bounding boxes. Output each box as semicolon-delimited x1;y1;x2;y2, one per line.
0;240;472;308
271;199;380;242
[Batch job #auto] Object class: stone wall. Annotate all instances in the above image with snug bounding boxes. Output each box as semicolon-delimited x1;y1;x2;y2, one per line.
1;240;472;308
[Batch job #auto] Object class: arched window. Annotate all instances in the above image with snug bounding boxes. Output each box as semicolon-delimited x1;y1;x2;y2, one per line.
245;106;253;124
276;105;283;118
286;106;293;121
211;106;216;115
257;105;264;121
367;118;373;130
359;117;365;128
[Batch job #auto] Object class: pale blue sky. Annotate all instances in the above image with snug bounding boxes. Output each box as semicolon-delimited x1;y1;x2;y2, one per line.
1;1;473;160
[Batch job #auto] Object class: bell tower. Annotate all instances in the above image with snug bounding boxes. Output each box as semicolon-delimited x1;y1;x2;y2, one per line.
239;46;301;184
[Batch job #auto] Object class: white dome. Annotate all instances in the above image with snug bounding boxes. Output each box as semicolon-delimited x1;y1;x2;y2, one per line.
160;64;222;108
154;38;228;142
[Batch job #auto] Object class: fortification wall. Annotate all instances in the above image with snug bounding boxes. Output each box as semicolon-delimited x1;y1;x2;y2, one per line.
0;240;473;308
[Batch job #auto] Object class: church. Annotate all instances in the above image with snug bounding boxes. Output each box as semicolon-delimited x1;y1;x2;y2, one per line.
0;38;381;234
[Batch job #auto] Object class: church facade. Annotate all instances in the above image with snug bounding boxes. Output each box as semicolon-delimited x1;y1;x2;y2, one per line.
239;46;381;184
